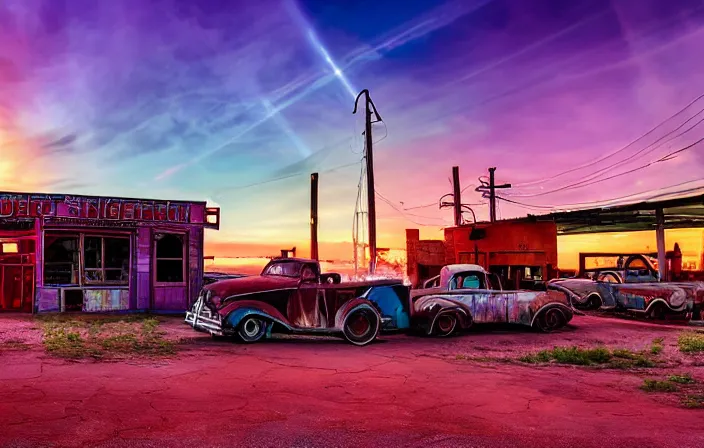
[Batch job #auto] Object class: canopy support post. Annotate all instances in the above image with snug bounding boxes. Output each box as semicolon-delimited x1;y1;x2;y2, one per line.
656;208;667;281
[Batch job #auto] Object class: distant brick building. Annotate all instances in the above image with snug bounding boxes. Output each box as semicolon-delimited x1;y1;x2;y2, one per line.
406;218;558;289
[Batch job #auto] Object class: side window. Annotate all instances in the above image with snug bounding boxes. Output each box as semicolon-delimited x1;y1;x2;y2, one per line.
44;234;80;284
301;264;317;281
462;275;481;289
155;233;185;283
453;272;485;289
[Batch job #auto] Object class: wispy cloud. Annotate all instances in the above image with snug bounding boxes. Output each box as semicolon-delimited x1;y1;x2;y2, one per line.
2;0;703;249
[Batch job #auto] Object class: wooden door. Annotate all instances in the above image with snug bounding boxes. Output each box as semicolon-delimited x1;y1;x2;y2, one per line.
152;232;188;311
0;239;35;312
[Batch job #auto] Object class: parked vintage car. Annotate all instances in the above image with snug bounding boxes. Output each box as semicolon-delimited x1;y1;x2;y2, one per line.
186;257;410;346
548;277;704;320
410;264;574;336
581;254;660;283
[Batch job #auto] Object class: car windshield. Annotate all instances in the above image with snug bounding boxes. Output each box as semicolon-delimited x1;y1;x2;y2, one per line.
262;261;303;278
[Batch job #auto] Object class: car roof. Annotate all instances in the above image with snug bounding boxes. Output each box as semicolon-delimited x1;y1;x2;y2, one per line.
268;257;317;263
441;264;487;275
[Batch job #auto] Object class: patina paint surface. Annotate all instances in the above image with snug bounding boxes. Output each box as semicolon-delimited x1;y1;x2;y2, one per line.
549;278;704;317
414;289;570;327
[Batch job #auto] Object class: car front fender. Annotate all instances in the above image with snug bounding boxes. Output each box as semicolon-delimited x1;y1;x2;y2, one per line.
529;302;574;328
412;295;471;334
219;300;291;330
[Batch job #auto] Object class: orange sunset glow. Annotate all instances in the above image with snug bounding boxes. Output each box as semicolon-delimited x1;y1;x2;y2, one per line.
204;228;704;274
0;125;47;192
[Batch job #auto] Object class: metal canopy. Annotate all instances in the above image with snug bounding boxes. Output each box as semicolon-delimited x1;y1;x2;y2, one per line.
540;193;704;235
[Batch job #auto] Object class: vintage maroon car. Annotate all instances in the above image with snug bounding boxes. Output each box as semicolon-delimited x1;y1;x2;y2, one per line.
185;257;411;346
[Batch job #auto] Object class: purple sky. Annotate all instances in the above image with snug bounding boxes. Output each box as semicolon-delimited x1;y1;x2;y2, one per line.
1;0;703;252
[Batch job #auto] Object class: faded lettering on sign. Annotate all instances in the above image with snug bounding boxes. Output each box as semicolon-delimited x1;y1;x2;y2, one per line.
0;194;191;223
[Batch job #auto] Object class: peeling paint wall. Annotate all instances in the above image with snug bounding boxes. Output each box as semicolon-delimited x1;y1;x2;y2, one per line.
83;289;129;312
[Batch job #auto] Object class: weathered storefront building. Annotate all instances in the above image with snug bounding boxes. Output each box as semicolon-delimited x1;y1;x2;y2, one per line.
0;192;219;313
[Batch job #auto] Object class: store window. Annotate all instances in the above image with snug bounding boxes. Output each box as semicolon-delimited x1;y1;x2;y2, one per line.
155;233;185;283
83;236;130;284
44;234;80;285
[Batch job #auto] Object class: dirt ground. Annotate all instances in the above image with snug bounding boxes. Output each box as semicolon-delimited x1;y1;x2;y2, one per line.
1;314;704;448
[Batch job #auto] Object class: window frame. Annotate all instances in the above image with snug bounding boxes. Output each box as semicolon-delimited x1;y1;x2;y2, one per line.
42;232;81;286
153;231;187;286
81;234;131;286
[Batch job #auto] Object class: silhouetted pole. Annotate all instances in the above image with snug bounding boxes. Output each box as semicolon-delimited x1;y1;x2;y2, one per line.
655;207;666;281
354;89;383;275
310;172;319;261
487;167;511;222
452;166;462;226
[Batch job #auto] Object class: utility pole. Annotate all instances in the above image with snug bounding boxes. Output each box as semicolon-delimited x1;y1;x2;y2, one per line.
452;166;462;226
476;167;511;222
310;172;319;261
353;89;383;275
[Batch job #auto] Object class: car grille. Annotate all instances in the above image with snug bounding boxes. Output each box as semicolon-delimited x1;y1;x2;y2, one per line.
185;293;223;334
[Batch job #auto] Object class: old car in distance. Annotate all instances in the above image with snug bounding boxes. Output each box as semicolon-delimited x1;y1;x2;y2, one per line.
186;257;411;346
578;253;660;284
548;277;704;321
410;264;574;336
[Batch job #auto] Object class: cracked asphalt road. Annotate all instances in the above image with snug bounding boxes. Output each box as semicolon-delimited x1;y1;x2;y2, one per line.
1;315;703;448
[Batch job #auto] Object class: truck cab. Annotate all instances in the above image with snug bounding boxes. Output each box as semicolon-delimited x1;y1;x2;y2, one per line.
415;264;502;297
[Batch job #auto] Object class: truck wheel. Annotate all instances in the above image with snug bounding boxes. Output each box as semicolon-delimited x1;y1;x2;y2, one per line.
534;307;568;333
343;307;380;346
237;316;267;343
646;303;667;321
433;313;458;337
585;293;602;311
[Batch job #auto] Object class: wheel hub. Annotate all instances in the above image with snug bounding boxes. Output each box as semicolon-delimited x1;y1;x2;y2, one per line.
244;319;260;337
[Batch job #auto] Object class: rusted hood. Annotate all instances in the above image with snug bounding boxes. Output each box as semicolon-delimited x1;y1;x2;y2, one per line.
206;275;298;301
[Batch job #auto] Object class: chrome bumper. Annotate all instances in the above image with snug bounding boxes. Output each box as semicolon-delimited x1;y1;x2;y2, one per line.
185;297;224;336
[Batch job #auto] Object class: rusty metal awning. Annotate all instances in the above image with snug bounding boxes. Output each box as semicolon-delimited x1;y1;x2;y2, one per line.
540;192;704;235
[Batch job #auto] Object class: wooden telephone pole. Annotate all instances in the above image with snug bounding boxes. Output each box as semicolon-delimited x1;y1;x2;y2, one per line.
476;167;511;222
353;89;383;275
310;172;319;261
452;166;462;226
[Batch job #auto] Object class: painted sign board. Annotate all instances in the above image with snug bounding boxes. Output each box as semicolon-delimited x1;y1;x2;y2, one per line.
0;193;195;224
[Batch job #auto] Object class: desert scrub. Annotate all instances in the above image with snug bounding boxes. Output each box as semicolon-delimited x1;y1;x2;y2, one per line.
678;332;704;353
519;346;656;368
39;315;174;360
650;337;664;355
668;373;695;384
640;379;678;393
682;395;704;409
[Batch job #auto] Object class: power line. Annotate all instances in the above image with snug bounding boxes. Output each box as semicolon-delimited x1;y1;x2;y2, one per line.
375;190;449;227
510;109;704;195
403;201;437;210
497;178;704;212
376;191;446;221
512;92;704;188
508;136;704;198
